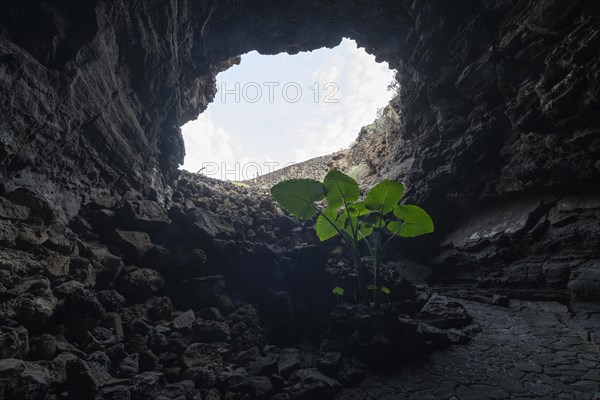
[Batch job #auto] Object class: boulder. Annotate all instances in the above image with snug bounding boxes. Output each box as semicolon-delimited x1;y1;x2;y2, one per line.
42;251;70;277
171;310;196;330
112;229;153;260
28;334;58;361
43;223;76;255
17;224;48;249
0;220;18;246
65;288;105;327
66;355;112;400
226;304;267;352
147;296;174;321
0;358;51;400
568;259;600;301
277;348;303;378
3;189;54;224
118;268;165;298
131;371;166;400
0;196;30;220
289;368;341;400
192;319;231;342
0;326;29;359
417;294;472;329
118;200;169;231
12;279;58;326
187;209;235;241
182;342;231;387
96;290;126;312
317;352;342;377
247;376;273;399
157;380;195;400
117;353;139;378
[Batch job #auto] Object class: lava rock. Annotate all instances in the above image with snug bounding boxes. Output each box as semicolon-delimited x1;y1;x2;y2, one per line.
0;220;19;246
0;326;29;359
277;348;303;378
65;288;105;326
118;268;165;298
289;368;342;400
227;304;267;352
42;251;70;277
0;196;30;220
248;376;273;399
66;354;112;400
43;223;76;255
112;229;153;260
0;358;51;400
96;290;126;312
182;342;231;387
157;380;195;400
317;352;342;377
417;294;472;329
193;319;231;342
335;363;364;387
147;296;174;321
118;200;169;231
171;310;196;330
17;224;48;249
117;353;139;378
28;334;57;361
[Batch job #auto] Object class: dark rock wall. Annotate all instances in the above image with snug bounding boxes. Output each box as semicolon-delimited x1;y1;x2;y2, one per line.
375;0;600;300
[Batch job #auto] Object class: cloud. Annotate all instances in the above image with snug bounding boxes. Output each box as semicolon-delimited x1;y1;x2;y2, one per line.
291;39;394;162
180;111;238;173
180;38;396;179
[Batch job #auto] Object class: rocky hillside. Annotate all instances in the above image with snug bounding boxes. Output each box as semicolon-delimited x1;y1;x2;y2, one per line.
0;172;475;399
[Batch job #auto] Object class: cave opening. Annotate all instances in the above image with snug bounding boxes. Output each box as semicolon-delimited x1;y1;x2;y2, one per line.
179;38;397;182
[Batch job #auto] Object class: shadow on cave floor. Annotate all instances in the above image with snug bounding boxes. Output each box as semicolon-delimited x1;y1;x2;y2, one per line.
337;300;600;400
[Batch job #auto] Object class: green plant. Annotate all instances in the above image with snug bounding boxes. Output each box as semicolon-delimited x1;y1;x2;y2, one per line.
332;286;345;305
231;181;250;188
271;169;434;306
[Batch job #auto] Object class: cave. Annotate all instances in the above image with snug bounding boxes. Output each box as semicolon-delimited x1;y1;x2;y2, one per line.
0;1;599;399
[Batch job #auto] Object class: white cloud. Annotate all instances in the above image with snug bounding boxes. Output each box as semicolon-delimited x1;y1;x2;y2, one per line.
180;38;395;180
180;111;238;172
291;39;394;162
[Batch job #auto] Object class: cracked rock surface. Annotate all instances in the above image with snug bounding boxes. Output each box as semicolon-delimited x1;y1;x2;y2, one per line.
338;300;600;400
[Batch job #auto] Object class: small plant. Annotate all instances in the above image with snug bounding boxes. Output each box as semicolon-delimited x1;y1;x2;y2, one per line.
231;181;251;188
271;169;434;306
332;286;345;305
380;286;392;308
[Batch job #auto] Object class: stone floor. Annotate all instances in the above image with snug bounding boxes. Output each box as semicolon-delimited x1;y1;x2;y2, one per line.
337;300;600;400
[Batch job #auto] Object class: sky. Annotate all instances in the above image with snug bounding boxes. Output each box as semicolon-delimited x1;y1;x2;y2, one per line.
180;38;395;181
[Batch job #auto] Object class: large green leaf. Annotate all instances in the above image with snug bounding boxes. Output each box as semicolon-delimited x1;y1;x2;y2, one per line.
323;170;360;209
389;204;434;237
362;211;385;229
347;201;370;217
357;222;374;240
271;179;326;220
364;180;405;214
316;208;340;241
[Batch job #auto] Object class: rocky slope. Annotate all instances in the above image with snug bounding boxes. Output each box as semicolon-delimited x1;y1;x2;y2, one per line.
0;172;474;399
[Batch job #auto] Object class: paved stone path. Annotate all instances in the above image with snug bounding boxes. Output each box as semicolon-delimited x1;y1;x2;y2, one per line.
337;300;600;400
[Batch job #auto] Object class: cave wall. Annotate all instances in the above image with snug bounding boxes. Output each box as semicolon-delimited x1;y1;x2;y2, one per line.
375;0;600;300
1;0;599;300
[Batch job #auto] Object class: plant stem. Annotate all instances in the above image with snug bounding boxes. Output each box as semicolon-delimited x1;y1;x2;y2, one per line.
351;248;370;305
372;232;382;306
